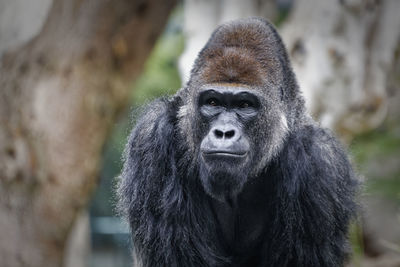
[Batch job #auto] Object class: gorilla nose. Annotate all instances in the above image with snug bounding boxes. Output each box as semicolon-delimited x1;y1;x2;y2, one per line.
212;127;238;140
202;125;249;156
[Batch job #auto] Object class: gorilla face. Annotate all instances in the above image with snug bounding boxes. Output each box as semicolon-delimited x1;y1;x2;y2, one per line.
175;19;293;202
196;84;262;201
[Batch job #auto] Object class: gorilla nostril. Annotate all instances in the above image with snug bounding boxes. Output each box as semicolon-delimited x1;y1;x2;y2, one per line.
225;130;235;139
214;129;224;139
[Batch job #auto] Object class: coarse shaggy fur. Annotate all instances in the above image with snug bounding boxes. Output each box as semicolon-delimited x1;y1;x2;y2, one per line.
118;17;358;267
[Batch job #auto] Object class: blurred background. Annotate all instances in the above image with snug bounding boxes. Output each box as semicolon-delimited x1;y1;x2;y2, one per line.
0;0;399;267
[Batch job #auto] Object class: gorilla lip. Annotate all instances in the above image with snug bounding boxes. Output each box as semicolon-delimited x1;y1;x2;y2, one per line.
202;150;247;157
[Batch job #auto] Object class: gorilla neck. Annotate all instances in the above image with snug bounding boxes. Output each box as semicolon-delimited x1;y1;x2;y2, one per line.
199;163;248;201
209;175;270;253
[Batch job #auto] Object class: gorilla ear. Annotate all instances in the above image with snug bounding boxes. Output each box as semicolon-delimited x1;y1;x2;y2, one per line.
118;97;179;219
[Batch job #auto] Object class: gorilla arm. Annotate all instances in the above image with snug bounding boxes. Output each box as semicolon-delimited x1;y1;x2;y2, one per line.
118;97;228;267
118;97;181;266
263;124;358;267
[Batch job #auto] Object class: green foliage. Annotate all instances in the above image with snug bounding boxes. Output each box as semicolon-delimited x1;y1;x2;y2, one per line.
349;123;400;261
351;127;400;166
365;174;400;203
131;26;184;106
350;124;400;203
349;221;364;266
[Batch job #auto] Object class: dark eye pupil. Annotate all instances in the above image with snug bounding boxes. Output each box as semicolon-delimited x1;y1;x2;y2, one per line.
209;99;216;106
242;102;249;108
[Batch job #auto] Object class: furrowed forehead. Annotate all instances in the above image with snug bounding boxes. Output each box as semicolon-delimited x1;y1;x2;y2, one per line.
197;83;264;99
200;83;252;92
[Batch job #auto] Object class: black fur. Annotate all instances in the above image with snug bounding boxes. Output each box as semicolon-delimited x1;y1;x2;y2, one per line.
118;18;358;267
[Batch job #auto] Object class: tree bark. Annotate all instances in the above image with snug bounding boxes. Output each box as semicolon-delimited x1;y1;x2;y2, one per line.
0;0;176;266
280;0;400;139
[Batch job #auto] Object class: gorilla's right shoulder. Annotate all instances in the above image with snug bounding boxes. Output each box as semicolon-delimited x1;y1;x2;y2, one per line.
276;123;358;192
127;97;181;146
122;96;183;180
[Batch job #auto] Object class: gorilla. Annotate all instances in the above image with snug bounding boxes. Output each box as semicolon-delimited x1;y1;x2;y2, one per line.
118;18;358;267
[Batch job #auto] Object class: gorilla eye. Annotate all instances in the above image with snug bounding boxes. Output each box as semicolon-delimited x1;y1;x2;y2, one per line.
240;101;251;108
207;98;218;106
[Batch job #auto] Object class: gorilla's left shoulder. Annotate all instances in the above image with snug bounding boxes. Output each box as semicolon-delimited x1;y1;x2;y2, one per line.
276;123;358;190
284;124;347;162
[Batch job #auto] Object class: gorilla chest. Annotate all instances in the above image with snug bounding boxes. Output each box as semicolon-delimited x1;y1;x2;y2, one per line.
211;197;268;253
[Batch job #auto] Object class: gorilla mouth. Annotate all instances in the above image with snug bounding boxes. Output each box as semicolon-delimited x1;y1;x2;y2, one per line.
203;150;247;157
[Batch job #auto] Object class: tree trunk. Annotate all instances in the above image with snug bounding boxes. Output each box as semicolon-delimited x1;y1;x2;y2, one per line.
280;0;400;139
0;0;176;266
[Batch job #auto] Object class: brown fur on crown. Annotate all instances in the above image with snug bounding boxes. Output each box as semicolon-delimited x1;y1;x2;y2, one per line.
200;46;267;86
195;19;281;87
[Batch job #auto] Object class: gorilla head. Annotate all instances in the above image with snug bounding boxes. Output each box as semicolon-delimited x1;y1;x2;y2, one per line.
177;18;297;201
